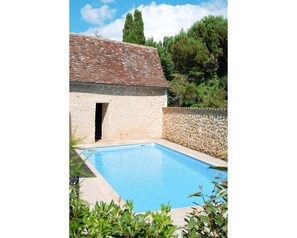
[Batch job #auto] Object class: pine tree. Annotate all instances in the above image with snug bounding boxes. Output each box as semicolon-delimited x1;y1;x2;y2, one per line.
122;10;145;45
122;13;133;42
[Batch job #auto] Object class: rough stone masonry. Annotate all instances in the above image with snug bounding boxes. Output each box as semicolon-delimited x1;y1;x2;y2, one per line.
162;107;228;161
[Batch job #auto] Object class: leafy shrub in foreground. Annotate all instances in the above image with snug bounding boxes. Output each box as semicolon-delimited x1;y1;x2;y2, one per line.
182;173;228;238
69;186;178;238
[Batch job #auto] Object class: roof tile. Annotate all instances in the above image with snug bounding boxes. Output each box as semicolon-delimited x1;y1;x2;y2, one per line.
70;34;169;88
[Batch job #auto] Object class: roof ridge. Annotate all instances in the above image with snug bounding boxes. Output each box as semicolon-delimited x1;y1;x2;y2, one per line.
70;33;158;51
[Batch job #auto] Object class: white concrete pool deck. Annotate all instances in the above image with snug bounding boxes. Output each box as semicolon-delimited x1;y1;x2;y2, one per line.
74;139;227;232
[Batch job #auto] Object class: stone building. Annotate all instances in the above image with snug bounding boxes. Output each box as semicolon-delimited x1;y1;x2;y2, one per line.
70;34;169;143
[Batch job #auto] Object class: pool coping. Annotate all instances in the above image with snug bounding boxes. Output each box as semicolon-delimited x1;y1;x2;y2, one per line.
73;139;227;229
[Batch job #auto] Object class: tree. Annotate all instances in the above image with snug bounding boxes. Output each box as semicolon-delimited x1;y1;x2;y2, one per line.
132;10;145;45
169;74;197;107
127;14;228;108
145;37;174;81
122;13;134;42
122;10;145;45
188;15;228;77
196;78;227;108
166;16;227;107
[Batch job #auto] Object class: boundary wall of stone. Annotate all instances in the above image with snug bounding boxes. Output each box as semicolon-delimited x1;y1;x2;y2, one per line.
162;107;228;160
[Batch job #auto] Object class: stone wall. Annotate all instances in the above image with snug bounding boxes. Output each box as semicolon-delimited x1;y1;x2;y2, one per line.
162;107;227;160
70;83;167;143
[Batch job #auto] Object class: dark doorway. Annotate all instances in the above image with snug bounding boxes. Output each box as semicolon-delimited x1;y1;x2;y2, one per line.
95;103;102;141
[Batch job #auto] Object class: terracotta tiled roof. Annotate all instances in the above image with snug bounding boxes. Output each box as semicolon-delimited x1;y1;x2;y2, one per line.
70;34;169;88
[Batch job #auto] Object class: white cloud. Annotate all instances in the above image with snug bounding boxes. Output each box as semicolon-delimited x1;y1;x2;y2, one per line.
80;4;116;25
83;18;124;39
81;0;227;42
100;0;115;4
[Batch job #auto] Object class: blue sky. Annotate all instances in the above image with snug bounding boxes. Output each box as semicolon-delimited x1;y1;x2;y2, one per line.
70;0;227;42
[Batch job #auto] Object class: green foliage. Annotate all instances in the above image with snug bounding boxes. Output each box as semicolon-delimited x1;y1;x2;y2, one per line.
196;78;227;108
168;73;227;107
122;13;134;43
170;32;199;74
69;136;82;150
145;15;228;107
69;188;178;237
158;46;174;81
182;174;228;238
69;185;90;237
146;37;174;81
145;37;158;48
132;10;145;45
169;16;227;83
149;204;178;237
170;32;215;82
188;15;228;78
169;74;197;107
122;10;145;45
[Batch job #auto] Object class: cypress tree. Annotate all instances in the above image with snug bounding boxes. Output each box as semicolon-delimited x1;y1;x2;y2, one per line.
122;10;145;45
132;10;145;45
122;13;133;42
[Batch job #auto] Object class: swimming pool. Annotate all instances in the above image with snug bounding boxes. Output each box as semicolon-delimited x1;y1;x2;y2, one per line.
81;143;227;213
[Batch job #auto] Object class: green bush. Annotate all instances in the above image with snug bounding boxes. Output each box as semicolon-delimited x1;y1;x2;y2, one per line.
69;187;178;237
69;133;83;149
182;169;228;238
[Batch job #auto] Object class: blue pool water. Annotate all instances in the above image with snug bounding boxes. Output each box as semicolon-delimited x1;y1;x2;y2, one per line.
81;143;227;213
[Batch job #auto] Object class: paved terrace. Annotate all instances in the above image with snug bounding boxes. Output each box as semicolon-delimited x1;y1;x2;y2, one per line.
74;139;227;235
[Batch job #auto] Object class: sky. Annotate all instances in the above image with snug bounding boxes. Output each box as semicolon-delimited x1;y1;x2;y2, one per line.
70;0;227;42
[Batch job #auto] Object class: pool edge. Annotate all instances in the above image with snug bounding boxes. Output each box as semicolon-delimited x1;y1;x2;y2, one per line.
74;139;227;227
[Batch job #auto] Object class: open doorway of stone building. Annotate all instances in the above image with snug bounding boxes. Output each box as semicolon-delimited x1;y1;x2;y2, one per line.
95;103;102;141
95;103;108;141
